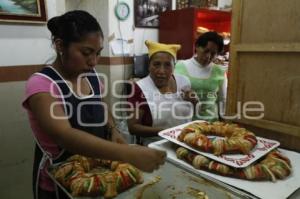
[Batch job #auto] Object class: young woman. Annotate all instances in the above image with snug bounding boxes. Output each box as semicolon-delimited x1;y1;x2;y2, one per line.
127;40;196;146
175;32;227;122
22;10;166;199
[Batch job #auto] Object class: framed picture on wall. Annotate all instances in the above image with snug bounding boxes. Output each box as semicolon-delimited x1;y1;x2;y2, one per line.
0;0;47;24
134;0;172;28
176;0;218;9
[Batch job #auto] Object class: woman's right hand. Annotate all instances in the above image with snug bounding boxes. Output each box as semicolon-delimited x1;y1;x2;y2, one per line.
126;145;166;172
181;89;199;106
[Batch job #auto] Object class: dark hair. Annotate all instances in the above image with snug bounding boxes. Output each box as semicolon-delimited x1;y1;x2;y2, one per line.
195;31;224;53
47;10;103;47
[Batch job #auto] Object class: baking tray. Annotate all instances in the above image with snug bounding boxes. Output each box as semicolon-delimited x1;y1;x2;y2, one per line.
47;160;246;199
158;120;280;168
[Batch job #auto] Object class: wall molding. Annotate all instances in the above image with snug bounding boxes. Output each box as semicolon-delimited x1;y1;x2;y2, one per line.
0;56;134;82
98;56;133;65
0;64;44;82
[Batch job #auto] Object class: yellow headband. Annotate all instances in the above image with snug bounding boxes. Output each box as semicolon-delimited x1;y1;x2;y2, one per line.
145;40;181;60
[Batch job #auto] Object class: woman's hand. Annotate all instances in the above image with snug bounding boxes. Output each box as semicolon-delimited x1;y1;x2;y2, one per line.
181;89;199;106
126;145;166;172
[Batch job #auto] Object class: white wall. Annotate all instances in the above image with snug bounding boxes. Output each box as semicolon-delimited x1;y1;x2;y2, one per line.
65;0;110;56
108;0;134;56
61;0;177;56
108;0;176;56
0;82;35;199
0;0;60;66
218;0;232;8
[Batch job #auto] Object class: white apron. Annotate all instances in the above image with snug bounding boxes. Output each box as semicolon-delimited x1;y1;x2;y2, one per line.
137;74;193;145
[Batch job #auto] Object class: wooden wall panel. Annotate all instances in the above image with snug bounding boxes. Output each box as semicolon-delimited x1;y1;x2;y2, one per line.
227;0;300;150
237;53;300;126
240;0;300;43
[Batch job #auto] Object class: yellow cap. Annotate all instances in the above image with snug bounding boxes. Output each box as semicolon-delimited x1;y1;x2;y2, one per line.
145;40;181;60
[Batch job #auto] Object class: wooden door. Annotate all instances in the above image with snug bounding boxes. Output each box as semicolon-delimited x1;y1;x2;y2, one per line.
227;0;300;151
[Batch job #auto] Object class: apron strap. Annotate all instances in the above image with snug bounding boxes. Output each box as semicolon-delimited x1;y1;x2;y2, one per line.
32;144;69;199
32;145;43;199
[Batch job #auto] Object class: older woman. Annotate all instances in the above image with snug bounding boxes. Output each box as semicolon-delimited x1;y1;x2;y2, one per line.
127;40;196;145
175;31;227;122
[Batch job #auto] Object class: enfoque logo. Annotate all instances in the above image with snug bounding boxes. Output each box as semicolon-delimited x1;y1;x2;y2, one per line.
48;74;265;126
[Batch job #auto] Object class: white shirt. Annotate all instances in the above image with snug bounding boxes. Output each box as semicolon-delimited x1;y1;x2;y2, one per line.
180;57;228;114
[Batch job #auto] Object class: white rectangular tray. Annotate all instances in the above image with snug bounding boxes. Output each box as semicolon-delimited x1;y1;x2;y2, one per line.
158;120;280;168
149;140;300;199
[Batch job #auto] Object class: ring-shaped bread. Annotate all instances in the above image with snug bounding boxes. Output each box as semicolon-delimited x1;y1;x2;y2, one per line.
178;122;258;155
176;147;292;182
53;155;143;198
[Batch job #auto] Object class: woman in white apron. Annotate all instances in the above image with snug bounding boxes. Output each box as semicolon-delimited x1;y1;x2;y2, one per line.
128;40;197;146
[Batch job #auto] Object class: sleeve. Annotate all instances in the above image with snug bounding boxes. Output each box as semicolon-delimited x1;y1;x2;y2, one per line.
127;82;152;126
22;74;60;110
127;82;147;108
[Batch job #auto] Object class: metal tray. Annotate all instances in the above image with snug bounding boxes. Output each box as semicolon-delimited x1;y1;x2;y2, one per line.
47;160;246;199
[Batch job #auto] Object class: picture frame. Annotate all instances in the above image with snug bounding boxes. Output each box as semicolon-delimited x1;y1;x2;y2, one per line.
176;0;218;9
134;0;172;28
0;0;47;24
